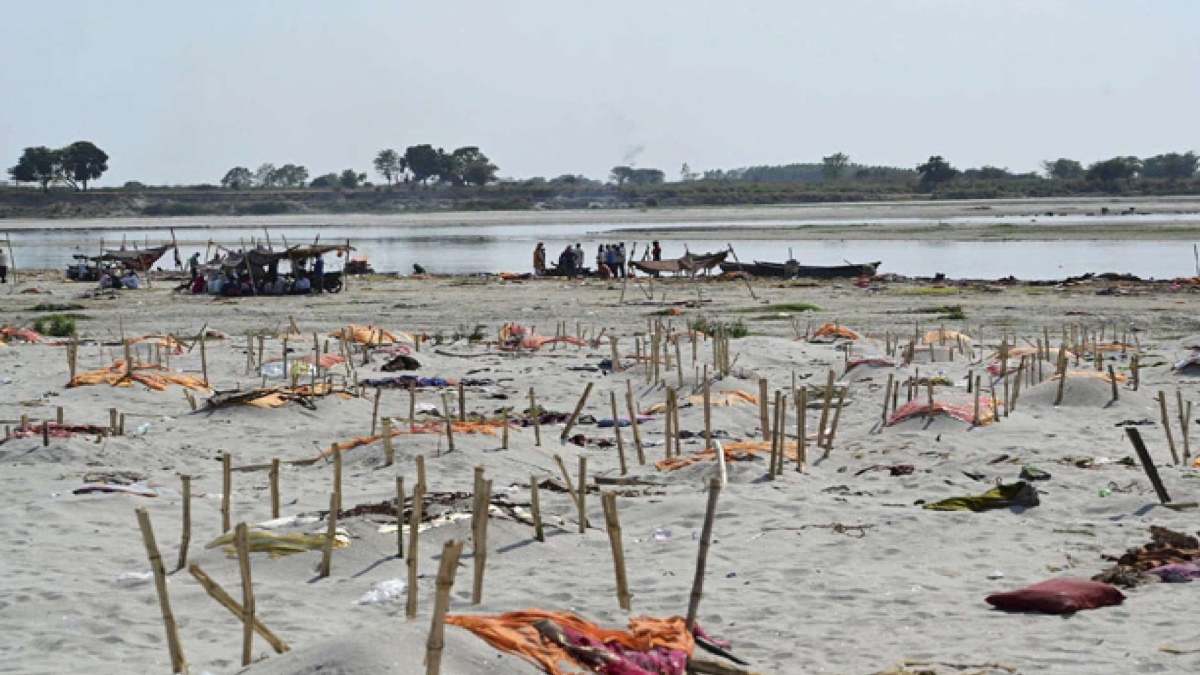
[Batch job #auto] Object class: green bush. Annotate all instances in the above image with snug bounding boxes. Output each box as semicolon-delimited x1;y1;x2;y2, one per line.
32;314;77;337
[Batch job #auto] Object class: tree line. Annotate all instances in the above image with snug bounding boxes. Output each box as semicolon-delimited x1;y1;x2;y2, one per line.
7;142;109;192
219;145;499;190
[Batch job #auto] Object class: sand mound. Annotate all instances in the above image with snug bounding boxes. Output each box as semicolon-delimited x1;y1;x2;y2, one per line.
1019;376;1151;409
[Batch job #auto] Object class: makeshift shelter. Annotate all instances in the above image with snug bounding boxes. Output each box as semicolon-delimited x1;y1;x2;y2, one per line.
205;243;354;295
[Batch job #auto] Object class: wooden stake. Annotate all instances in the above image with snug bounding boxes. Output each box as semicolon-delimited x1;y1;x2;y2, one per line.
424;540;465;675
560;382;594;440
1178;390;1191;462
1124;428;1174;504
269;458;281;519
471;477;491;605
530;475;545;542
406;482;425;619
441;393;455;452
796;387;808;469
601;492;632;611
396;476;405;558
757;379;770;441
333;444;343;513
529;388;541;446
199;332;209;386
371;387;382;436
457;382;466;422
577;456;588;534
625;384;646;465
703;379;713;452
188;565;289;654
1158;391;1180;464
176;475;192;571
685;478;722;631
816;371;834;446
318;492;338;578
881;373;894;426
610;391;628;475
382;418;394;466
135;508;188;675
1054;352;1068;406
235;523;256;666
222;452;232;533
664;388;676;459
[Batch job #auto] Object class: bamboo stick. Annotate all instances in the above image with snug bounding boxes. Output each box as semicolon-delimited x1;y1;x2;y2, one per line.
396;476;405;558
441;393;455;452
222;452;232;533
406;483;425;619
560;382;595;440
424;540;466;675
471;478;491;605
199;332;209;386
815;371;834;446
236;523;256;666
796;387;808;469
382;418;394;466
685;478;722;631
371;387;382;436
577;456;588;534
318;492;338;578
457;382;466;422
530;475;544;542
529;388;541;446
601;493;632;611
610;391;628;475
176;475;192;571
1178;390;1191;461
824;385;846;453
758;379;770;442
1159;391;1180;464
135;508;188;675
188;565;289;653
703;379;713;452
626;384;646;465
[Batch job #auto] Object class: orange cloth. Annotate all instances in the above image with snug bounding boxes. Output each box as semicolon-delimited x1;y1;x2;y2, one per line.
68;360;210;392
644;390;758;415
330;325;409;345
316;421;503;458
445;610;693;675
812;323;860;340
922;329;972;345
656;438;812;471
127;334;185;353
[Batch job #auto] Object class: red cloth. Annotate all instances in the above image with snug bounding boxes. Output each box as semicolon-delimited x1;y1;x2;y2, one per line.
986;578;1125;614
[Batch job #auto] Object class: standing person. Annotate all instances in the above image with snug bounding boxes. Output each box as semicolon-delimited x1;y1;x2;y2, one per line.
188;252;201;282
572;243;585;275
597;245;611;278
533;243;547;276
558;245;575;277
615;243;627;278
313;254;325;294
0;246;7;284
651;241;662;262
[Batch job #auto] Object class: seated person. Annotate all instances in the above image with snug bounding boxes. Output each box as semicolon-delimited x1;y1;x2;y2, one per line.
292;275;312;294
190;275;206;294
121;272;141;289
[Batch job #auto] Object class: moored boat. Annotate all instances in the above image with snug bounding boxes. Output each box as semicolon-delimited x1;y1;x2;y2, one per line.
719;259;880;279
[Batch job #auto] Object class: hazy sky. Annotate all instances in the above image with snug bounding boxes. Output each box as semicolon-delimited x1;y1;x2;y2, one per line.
2;1;1197;186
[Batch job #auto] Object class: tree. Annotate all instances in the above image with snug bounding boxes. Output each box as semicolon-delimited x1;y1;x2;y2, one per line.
440;146;497;186
57;141;109;190
610;166;635;185
1042;158;1084;180
310;173;340;189
962;166;1013;180
821;153;851;181
916;156;958;191
221;166;253;189
404;145;443;185
338;169;367;189
680;163;699;182
253;163;278;188
374;149;405;185
272;164;309;188
1141;152;1198;180
1086;156;1141;186
629;168;665;185
7;146;60;192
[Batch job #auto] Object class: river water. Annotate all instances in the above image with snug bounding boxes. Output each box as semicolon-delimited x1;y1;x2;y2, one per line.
5;215;1200;280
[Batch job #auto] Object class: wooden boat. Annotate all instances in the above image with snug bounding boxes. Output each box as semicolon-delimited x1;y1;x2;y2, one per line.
719;259;881;279
630;250;728;276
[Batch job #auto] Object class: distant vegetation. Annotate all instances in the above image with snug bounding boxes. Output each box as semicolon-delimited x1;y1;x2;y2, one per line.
4;145;1199;218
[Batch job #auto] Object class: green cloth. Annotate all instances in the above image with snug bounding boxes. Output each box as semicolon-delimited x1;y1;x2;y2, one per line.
923;481;1039;512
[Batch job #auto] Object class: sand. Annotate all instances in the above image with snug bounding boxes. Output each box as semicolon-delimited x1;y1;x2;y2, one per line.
2;268;1200;675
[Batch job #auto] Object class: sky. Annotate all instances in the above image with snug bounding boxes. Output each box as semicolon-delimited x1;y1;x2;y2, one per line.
1;0;1197;187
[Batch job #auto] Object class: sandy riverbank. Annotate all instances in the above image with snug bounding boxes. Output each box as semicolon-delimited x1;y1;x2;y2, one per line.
2;271;1200;675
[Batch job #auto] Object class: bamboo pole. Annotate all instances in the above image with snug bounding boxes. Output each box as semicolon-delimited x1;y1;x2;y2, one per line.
441;393;455;452
199;332;209;386
176;475;192;571
1178;390;1191;462
530;475;544;542
471;477;491;605
188;565;289;653
560;382;594;440
529;388;541;446
319;492;338;578
396;476;405;558
796;387;808;469
135;508;188;675
823;385;846;453
703;379;713;452
625;383;646;465
815;371;834;447
553;454;586;531
222;452;232;533
610;391;628;475
685;478;722;631
382;418;394;466
424;540;466;675
333;444;343;513
1158;391;1180;464
601;492;632;611
577;456;588;534
371;387;382;436
406;482;426;619
881;373;894;426
457;382;466;422
236;523;256;666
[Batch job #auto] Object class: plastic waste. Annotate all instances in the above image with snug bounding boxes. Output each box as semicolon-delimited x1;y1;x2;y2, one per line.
134;423;151;436
1098;488;1112;498
652;529;672;541
115;571;155;587
260;362;285;379
355;579;408;605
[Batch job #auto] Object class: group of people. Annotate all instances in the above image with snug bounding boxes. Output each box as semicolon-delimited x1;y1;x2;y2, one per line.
532;240;663;278
186;251;327;296
99;269;141;289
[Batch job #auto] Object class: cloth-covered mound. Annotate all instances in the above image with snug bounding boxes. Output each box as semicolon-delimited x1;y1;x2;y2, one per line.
986;578;1125;614
923;482;1038;512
